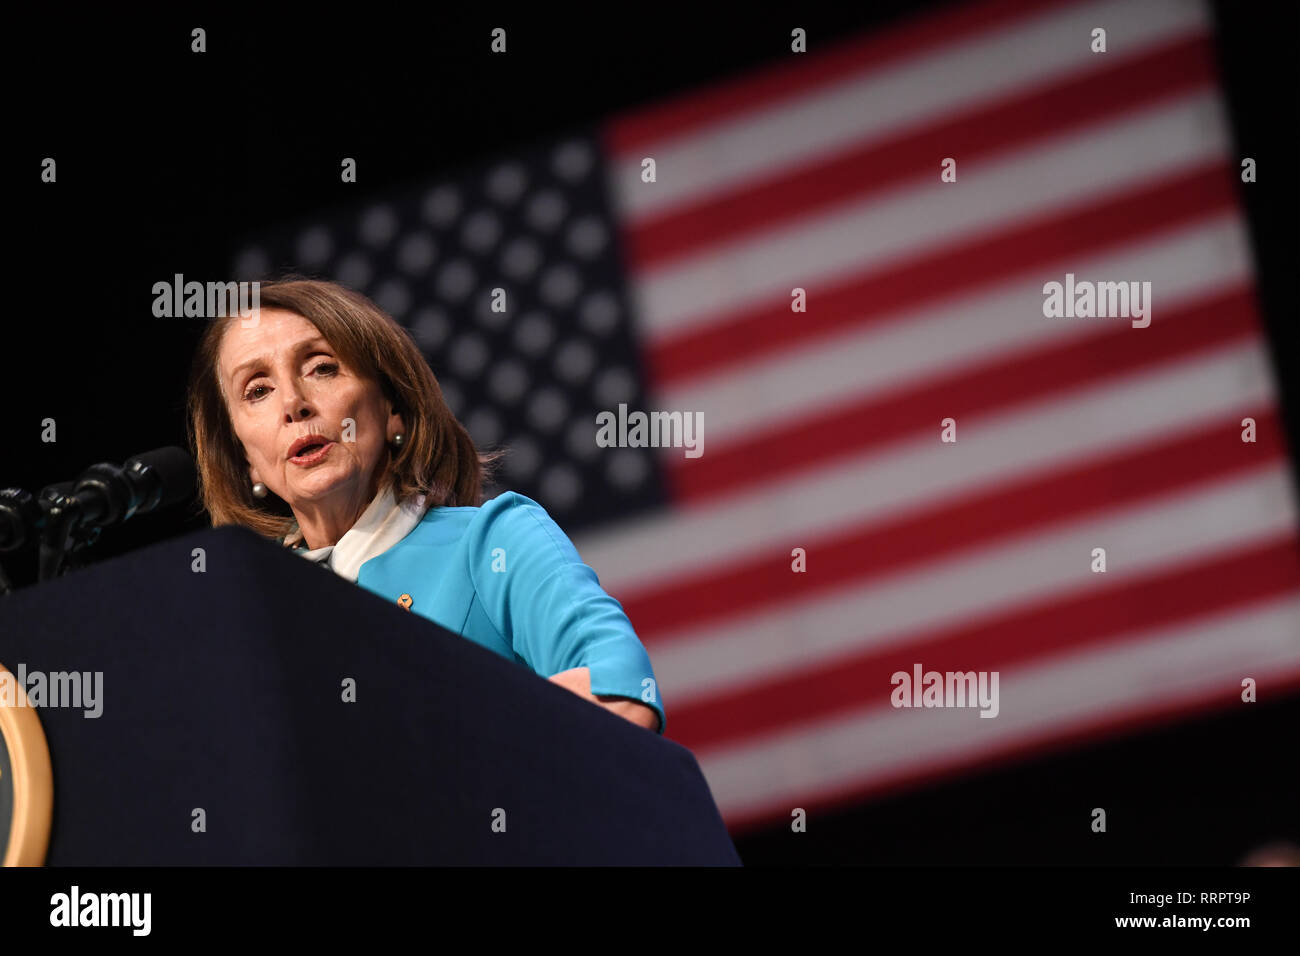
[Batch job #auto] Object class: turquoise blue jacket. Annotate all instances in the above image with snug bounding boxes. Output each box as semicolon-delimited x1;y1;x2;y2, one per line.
339;491;665;735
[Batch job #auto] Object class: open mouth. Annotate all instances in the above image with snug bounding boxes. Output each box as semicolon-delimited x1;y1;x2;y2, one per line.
288;438;335;464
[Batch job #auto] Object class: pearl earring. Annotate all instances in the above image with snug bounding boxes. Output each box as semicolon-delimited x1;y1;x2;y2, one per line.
392;433;406;447
251;481;268;498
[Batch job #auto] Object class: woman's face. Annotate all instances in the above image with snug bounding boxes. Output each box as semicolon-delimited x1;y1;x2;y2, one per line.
216;308;404;516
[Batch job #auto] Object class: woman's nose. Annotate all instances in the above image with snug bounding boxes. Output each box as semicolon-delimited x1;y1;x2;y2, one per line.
281;384;314;422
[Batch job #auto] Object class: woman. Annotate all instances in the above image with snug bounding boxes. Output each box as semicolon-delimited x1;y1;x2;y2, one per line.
186;277;664;734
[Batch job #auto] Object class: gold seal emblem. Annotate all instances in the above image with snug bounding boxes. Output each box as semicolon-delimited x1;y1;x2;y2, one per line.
0;660;54;866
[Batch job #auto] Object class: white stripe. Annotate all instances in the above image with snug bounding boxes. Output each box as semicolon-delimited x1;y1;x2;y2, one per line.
653;213;1252;443
632;91;1230;342
655;464;1296;705
576;341;1277;591
610;0;1208;220
698;592;1300;821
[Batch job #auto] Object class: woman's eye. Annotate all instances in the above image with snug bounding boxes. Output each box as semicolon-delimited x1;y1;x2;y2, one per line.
242;363;335;401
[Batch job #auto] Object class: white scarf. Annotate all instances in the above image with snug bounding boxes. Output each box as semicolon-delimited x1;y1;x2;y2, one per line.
284;484;430;582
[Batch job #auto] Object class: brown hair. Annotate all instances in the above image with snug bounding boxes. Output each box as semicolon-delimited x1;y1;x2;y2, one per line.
186;276;503;541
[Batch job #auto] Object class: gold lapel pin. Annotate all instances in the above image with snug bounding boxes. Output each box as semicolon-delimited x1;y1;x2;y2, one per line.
397;593;413;610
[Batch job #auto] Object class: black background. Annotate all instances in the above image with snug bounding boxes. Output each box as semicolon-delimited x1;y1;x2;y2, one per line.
3;3;1296;865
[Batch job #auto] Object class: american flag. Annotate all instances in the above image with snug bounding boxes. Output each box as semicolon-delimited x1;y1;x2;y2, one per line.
235;0;1300;836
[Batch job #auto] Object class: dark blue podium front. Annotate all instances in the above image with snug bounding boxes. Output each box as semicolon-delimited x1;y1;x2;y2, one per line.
0;525;740;865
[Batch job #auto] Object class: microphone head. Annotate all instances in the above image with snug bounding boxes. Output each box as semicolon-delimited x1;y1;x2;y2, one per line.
124;446;197;513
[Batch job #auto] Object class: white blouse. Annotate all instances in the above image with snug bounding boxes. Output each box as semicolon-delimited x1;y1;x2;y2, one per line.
283;484;430;583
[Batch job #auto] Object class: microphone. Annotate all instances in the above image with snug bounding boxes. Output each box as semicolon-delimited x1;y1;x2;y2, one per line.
0;483;81;553
60;446;197;531
29;447;197;581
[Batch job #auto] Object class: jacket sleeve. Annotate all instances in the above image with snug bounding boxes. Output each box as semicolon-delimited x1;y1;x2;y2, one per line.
465;492;666;735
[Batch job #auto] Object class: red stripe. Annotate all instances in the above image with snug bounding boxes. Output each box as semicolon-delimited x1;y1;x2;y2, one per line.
666;284;1258;503
674;533;1300;753
625;35;1214;268
625;404;1283;641
721;662;1300;836
647;162;1237;385
602;0;1070;155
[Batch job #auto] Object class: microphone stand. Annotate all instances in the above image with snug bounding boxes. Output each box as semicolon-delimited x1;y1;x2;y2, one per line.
37;489;101;582
1;447;193;590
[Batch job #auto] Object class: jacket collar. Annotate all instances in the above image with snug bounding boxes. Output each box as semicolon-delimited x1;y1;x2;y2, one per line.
282;484;430;582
